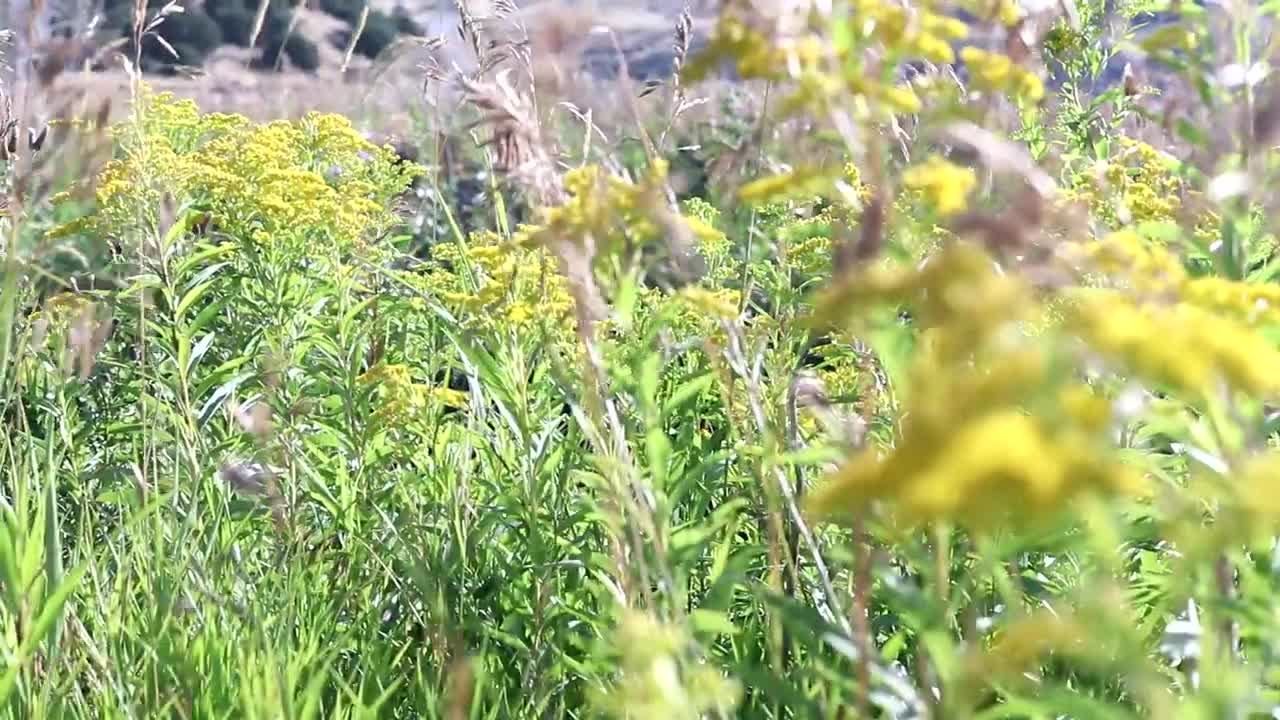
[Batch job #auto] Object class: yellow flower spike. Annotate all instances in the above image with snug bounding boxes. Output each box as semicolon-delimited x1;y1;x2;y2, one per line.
922;13;969;40
1018;72;1045;102
1057;384;1112;433
51;87;417;258
806;448;899;519
973;49;1013;86
804;234;1146;532
429;388;470;409
1228;452;1280;543
996;0;1021;26
875;6;909;45
738;166;837;205
810;404;1115;529
1184;277;1280;326
959;46;1044;102
1064;291;1280;399
914;32;956;64
678;287;741;320
880;84;924;114
902;155;977;216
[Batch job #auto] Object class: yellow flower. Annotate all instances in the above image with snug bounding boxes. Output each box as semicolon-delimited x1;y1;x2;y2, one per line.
879;83;923;114
922;14;969;41
429;388;469;409
48;86;424;259
424;230;577;341
913;32;956;64
1018;73;1045;103
1065;138;1185;228
1065;289;1280;399
960;46;1043;102
806;241;1145;531
738;166;836;205
996;0;1021;26
902;155;977;216
678;287;741;320
808;395;1140;528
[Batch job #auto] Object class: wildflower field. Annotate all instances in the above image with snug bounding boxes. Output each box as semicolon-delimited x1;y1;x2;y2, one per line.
8;0;1280;717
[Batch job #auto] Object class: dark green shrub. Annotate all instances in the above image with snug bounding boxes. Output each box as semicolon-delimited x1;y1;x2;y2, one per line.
208;0;298;48
206;2;257;46
391;6;425;36
282;34;321;71
319;0;416;59
329;12;400;60
255;23;321;73
356;13;400;58
317;0;364;23
149;12;224;72
101;0;225;72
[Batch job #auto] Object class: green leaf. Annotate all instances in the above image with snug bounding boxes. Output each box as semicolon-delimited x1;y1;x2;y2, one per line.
189;298;228;337
661;371;716;419
0;564;87;706
176;278;217;320
186;332;217;376
689;609;739;637
175;242;236;277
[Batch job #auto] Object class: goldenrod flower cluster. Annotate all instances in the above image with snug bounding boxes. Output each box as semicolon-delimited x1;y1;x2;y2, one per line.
1057;231;1280;401
1067;292;1280;399
807;241;1144;529
31;292;94;326
1067;230;1186;294
806;333;870;407
1065;139;1183;228
779;210;842;277
675;287;742;322
959;46;1046;103
592;611;740;719
522;161;682;262
1220;451;1280;541
852;0;971;64
51;88;423;259
516;161;742;341
683;0;988;119
358;362;466;429
902;154;978;216
423;230;576;339
1070;230;1280;326
680;197;736;284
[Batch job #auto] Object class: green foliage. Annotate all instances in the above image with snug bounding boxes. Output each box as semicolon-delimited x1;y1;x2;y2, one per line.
14;0;1280;717
392;6;426;36
318;0;420;59
259;31;322;72
316;0;372;24
205;1;261;47
331;11;402;60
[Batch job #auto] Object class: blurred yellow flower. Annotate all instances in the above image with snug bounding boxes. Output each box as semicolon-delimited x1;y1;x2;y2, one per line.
960;46;1044;102
902;155;977;216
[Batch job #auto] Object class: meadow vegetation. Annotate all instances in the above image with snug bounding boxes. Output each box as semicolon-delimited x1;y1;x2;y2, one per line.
7;0;1280;717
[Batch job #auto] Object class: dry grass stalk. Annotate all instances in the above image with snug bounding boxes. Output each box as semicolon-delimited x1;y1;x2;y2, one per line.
68;302;113;381
457;69;554;194
272;0;312;73
341;2;372;76
133;1;185;66
219;461;289;531
248;0;273;53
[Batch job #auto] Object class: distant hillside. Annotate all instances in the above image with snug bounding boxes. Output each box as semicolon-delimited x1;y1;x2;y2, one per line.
96;0;428;74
